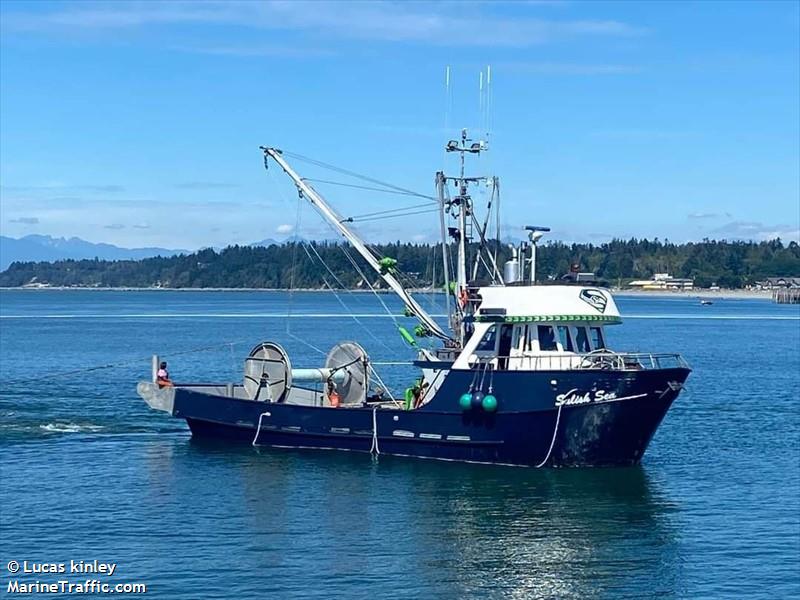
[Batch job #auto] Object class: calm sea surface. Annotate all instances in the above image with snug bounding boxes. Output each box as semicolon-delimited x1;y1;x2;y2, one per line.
1;290;798;599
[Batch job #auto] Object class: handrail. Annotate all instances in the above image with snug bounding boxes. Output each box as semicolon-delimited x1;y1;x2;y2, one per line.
469;352;689;372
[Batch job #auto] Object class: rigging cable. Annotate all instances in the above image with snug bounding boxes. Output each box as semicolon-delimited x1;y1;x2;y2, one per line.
287;171;442;343
281;150;436;202
15;340;252;384
369;368;398;404
302;178;435;200
348;208;439;224
269;169;328;358
343;201;436;221
301;243;393;353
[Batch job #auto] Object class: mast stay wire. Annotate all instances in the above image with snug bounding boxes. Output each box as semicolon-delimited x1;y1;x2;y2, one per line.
300;242;409;402
338;243;403;331
281;150;436;203
302;197;424;347
348;207;439;224
273;147;450;342
470;182;504;283
286;139;448;328
269;169;328;358
13;340;253;384
343;202;436;221
300;243;394;354
300;187;433;340
302;178;436;201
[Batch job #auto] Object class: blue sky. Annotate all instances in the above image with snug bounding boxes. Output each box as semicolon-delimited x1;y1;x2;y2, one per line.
1;0;798;249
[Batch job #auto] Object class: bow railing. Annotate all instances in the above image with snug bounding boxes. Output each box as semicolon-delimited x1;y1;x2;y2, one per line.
470;352;689;372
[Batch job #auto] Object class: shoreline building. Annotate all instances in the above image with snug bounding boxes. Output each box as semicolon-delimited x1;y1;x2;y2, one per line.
754;277;800;290
627;273;694;291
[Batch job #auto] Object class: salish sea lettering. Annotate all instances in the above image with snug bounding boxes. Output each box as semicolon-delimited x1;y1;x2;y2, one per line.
555;389;618;407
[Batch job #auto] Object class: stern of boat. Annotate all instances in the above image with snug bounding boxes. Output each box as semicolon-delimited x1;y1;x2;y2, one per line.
137;381;176;415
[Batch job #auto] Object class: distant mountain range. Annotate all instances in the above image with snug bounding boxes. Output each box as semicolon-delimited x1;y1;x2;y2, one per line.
0;235;189;271
0;234;317;271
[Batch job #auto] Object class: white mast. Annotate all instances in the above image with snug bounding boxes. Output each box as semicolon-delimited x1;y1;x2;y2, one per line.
443;128;487;344
435;172;454;333
262;147;451;342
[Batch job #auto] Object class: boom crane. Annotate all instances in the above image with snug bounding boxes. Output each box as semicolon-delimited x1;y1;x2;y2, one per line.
261;146;452;343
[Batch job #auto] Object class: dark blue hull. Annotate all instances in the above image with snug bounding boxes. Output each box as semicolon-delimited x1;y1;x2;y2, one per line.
171;367;690;467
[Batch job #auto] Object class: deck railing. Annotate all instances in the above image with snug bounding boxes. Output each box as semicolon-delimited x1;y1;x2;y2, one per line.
472;352;689;372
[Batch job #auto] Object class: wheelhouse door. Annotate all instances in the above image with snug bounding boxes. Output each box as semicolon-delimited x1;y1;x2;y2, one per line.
497;324;514;370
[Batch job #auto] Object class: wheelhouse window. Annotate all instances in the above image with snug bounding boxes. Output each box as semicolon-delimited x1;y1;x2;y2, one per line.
475;325;498;352
573;327;591;353
512;325;524;353
590;327;606;349
557;325;574;352
537;325;558;351
523;325;533;352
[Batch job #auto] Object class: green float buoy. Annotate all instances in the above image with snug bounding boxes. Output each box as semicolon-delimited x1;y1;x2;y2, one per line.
459;393;472;411
482;394;498;412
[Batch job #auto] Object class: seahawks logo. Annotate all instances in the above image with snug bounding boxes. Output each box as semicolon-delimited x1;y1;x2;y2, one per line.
580;289;607;313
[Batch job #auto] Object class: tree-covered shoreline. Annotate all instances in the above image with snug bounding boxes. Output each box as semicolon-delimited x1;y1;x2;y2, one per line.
0;239;798;289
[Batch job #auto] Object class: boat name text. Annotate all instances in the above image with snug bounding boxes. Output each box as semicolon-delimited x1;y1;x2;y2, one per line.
555;389;618;407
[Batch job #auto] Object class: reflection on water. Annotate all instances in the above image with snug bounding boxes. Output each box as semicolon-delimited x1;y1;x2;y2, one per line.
175;439;682;599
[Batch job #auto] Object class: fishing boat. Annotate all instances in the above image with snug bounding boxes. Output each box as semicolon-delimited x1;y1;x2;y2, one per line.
138;131;691;467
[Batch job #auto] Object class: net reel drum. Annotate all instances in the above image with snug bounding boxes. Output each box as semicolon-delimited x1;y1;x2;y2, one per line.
244;342;292;402
324;342;370;406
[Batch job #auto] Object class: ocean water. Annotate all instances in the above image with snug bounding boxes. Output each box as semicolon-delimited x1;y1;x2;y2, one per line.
1;290;798;599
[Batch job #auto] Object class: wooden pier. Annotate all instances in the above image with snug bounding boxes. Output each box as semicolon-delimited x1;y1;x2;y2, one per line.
772;288;800;304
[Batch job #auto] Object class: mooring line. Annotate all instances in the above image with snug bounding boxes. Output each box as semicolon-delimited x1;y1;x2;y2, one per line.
370;407;380;455
252;411;270;447
535;404;563;468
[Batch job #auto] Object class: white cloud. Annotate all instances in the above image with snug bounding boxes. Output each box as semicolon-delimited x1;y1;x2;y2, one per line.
712;221;800;242
499;61;641;75
172;44;334;58
173;181;239;190
2;1;645;47
1;184;124;193
687;212;720;220
275;224;294;234
9;216;39;225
